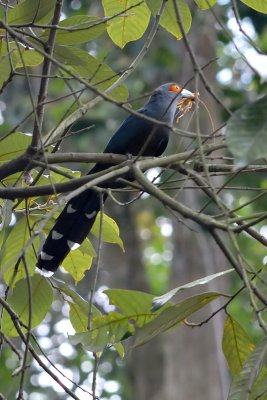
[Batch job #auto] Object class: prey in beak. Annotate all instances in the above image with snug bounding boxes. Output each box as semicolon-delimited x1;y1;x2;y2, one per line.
176;88;197;122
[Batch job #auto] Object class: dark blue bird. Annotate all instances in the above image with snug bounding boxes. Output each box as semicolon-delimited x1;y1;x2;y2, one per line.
37;83;195;274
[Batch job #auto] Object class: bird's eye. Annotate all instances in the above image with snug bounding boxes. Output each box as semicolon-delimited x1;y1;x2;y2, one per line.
169;83;182;93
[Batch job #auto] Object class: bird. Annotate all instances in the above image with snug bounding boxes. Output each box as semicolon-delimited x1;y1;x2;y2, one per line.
36;82;195;275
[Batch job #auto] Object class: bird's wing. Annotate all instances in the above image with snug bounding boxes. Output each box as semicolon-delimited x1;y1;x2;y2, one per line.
103;110;154;156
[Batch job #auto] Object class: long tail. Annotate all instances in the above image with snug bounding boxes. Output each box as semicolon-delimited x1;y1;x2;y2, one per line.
36;187;105;274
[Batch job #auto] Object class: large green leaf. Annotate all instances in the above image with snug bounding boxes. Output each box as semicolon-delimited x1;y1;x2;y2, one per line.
1;218;38;285
1;275;53;337
102;0;150;48
0;132;31;163
194;0;217;9
91;213;124;250
133;292;223;347
54;45;128;101
222;315;254;377
146;0;191;39
225;95;267;166
41;15;106;45
8;0;56;24
240;0;267;13
152;268;234;310
228;338;267;400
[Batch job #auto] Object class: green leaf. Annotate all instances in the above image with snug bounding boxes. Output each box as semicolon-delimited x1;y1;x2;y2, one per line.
133;292;224;347
106;288;157;319
41;15;106;45
69;311;134;352
146;0;191;40
69;302;89;333
240;0;267;13
0;41;44;69
249;368;267;400
15;48;43;68
1;275;53;337
8;0;56;24
113;342;125;358
91;213;124;250
79;238;97;258
70;326;109;353
62;248;93;284
102;0;150;48
0;40;16;90
52;277;100;326
105;288;174;328
225;95;267;166
52;277;92;312
0;199;13;231
228;338;267;400
0;132;31;163
0;53;11;90
69;298;103;334
54;45;129;101
39;166;80;185
222;315;254;377
194;0;217;9
1;218;38;286
152;268;234;310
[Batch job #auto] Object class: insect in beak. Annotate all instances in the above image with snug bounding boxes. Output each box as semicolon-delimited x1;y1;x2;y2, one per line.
176;91;198;122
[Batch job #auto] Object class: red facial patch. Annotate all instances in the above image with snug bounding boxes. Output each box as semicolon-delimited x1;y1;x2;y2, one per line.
169;83;182;93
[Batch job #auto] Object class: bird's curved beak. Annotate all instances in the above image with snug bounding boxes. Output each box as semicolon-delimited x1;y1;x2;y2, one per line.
181;88;195;99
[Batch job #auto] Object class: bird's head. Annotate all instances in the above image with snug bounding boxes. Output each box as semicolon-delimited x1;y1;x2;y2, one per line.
151;82;196;122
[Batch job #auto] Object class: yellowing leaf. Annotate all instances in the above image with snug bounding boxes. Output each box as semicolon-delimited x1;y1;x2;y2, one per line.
240;0;267;13
62;248;93;284
194;0;217;10
91;213;124;250
102;0;151;48
222;314;254;377
146;0;192;39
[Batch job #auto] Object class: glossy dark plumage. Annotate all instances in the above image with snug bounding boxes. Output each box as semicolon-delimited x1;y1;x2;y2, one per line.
36;83;194;274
